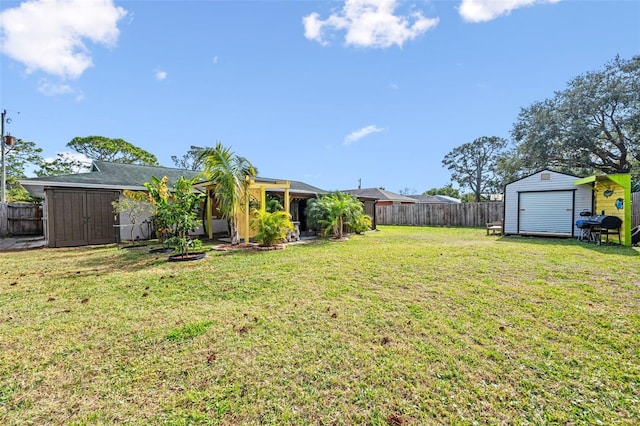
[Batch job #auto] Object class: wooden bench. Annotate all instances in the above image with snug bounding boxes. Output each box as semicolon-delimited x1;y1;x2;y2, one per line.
486;220;504;235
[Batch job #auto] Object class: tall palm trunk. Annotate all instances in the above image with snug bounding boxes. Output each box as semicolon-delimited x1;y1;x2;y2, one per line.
199;142;257;245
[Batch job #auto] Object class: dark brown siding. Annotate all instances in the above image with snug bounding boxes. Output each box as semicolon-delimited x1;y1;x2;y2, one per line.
47;189;119;247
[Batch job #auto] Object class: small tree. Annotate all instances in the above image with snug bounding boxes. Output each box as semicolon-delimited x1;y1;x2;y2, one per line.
162;176;205;256
251;209;294;247
144;176;172;243
111;190;154;244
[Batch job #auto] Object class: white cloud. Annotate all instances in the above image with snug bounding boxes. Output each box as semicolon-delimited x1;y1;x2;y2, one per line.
213;56;219;64
303;0;439;48
37;79;84;101
154;69;167;81
459;0;561;23
0;0;128;79
344;125;385;146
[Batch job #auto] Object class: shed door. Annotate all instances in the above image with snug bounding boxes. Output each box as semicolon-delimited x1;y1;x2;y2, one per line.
518;191;574;234
48;189;119;247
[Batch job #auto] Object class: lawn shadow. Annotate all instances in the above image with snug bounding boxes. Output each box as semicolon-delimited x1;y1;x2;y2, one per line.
495;234;639;257
50;238;229;279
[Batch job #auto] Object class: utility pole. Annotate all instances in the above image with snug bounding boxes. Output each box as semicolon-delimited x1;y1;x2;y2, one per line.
1;109;6;204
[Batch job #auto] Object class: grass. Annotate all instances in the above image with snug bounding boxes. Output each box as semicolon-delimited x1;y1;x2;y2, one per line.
1;226;639;425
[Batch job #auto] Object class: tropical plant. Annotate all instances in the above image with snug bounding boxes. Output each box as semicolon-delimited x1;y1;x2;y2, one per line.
251;209;294;247
350;214;372;235
162;176;205;256
198;142;257;245
265;195;284;213
305;192;370;239
111;190;154;244
144;176;173;243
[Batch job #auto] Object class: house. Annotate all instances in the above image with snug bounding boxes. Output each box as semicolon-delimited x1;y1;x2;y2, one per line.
19;161;326;247
342;188;417;206
503;170;592;238
408;194;461;204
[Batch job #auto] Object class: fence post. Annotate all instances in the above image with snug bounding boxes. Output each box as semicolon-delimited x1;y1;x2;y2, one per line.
0;202;7;237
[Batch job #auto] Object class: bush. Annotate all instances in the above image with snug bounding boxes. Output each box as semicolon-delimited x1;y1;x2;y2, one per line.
251;209;294;247
305;192;371;238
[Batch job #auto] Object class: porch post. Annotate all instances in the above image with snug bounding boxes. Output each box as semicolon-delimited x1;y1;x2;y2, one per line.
207;187;213;240
260;187;266;212
244;194;250;244
284;187;290;214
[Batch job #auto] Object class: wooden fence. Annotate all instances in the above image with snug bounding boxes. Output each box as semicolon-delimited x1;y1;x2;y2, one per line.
4;203;43;236
376;202;504;228
633;192;639;228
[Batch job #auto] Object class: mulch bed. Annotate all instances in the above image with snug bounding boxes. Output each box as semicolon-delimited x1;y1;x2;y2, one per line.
213;243;286;251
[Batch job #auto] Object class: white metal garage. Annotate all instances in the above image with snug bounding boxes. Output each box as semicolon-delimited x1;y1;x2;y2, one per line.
504;170;593;237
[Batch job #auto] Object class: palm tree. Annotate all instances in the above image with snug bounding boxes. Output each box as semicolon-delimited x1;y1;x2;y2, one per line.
198;142;257;244
306;192;369;239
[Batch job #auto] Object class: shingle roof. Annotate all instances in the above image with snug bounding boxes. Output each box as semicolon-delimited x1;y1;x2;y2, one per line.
342;188;417;203
20;160;200;189
20;160;327;197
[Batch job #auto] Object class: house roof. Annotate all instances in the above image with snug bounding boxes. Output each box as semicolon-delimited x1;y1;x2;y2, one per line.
342;188;417;203
19;161;201;197
408;194;461;204
19;160;327;198
251;177;327;196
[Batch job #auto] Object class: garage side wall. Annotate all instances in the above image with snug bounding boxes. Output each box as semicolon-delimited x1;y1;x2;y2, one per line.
504;171;592;236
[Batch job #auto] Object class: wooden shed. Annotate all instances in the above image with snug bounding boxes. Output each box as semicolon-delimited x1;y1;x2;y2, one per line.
504;170;592;237
19;161;201;248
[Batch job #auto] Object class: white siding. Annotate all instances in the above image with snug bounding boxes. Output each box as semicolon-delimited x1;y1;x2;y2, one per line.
504;170;592;236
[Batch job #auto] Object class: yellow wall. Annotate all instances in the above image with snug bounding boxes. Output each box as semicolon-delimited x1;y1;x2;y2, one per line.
594;180;627;244
202;180;291;243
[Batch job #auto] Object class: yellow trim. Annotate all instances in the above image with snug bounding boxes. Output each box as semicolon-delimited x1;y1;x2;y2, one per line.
194;179;292;244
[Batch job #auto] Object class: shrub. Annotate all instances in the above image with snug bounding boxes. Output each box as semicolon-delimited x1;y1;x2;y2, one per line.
251;209;294;247
305;192;371;238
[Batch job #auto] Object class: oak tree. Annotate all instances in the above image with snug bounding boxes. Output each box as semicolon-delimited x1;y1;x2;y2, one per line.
509;55;640;180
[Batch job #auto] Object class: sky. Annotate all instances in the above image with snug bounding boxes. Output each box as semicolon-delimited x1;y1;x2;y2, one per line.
1;0;639;194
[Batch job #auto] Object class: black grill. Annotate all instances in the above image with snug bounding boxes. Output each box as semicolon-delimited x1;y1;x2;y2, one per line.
576;215;622;244
583;215;623;229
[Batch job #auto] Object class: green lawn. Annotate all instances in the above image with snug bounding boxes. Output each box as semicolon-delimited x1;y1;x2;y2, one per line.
1;226;639;425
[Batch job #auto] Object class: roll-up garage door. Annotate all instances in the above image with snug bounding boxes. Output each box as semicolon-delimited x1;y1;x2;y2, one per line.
518;191;574;235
